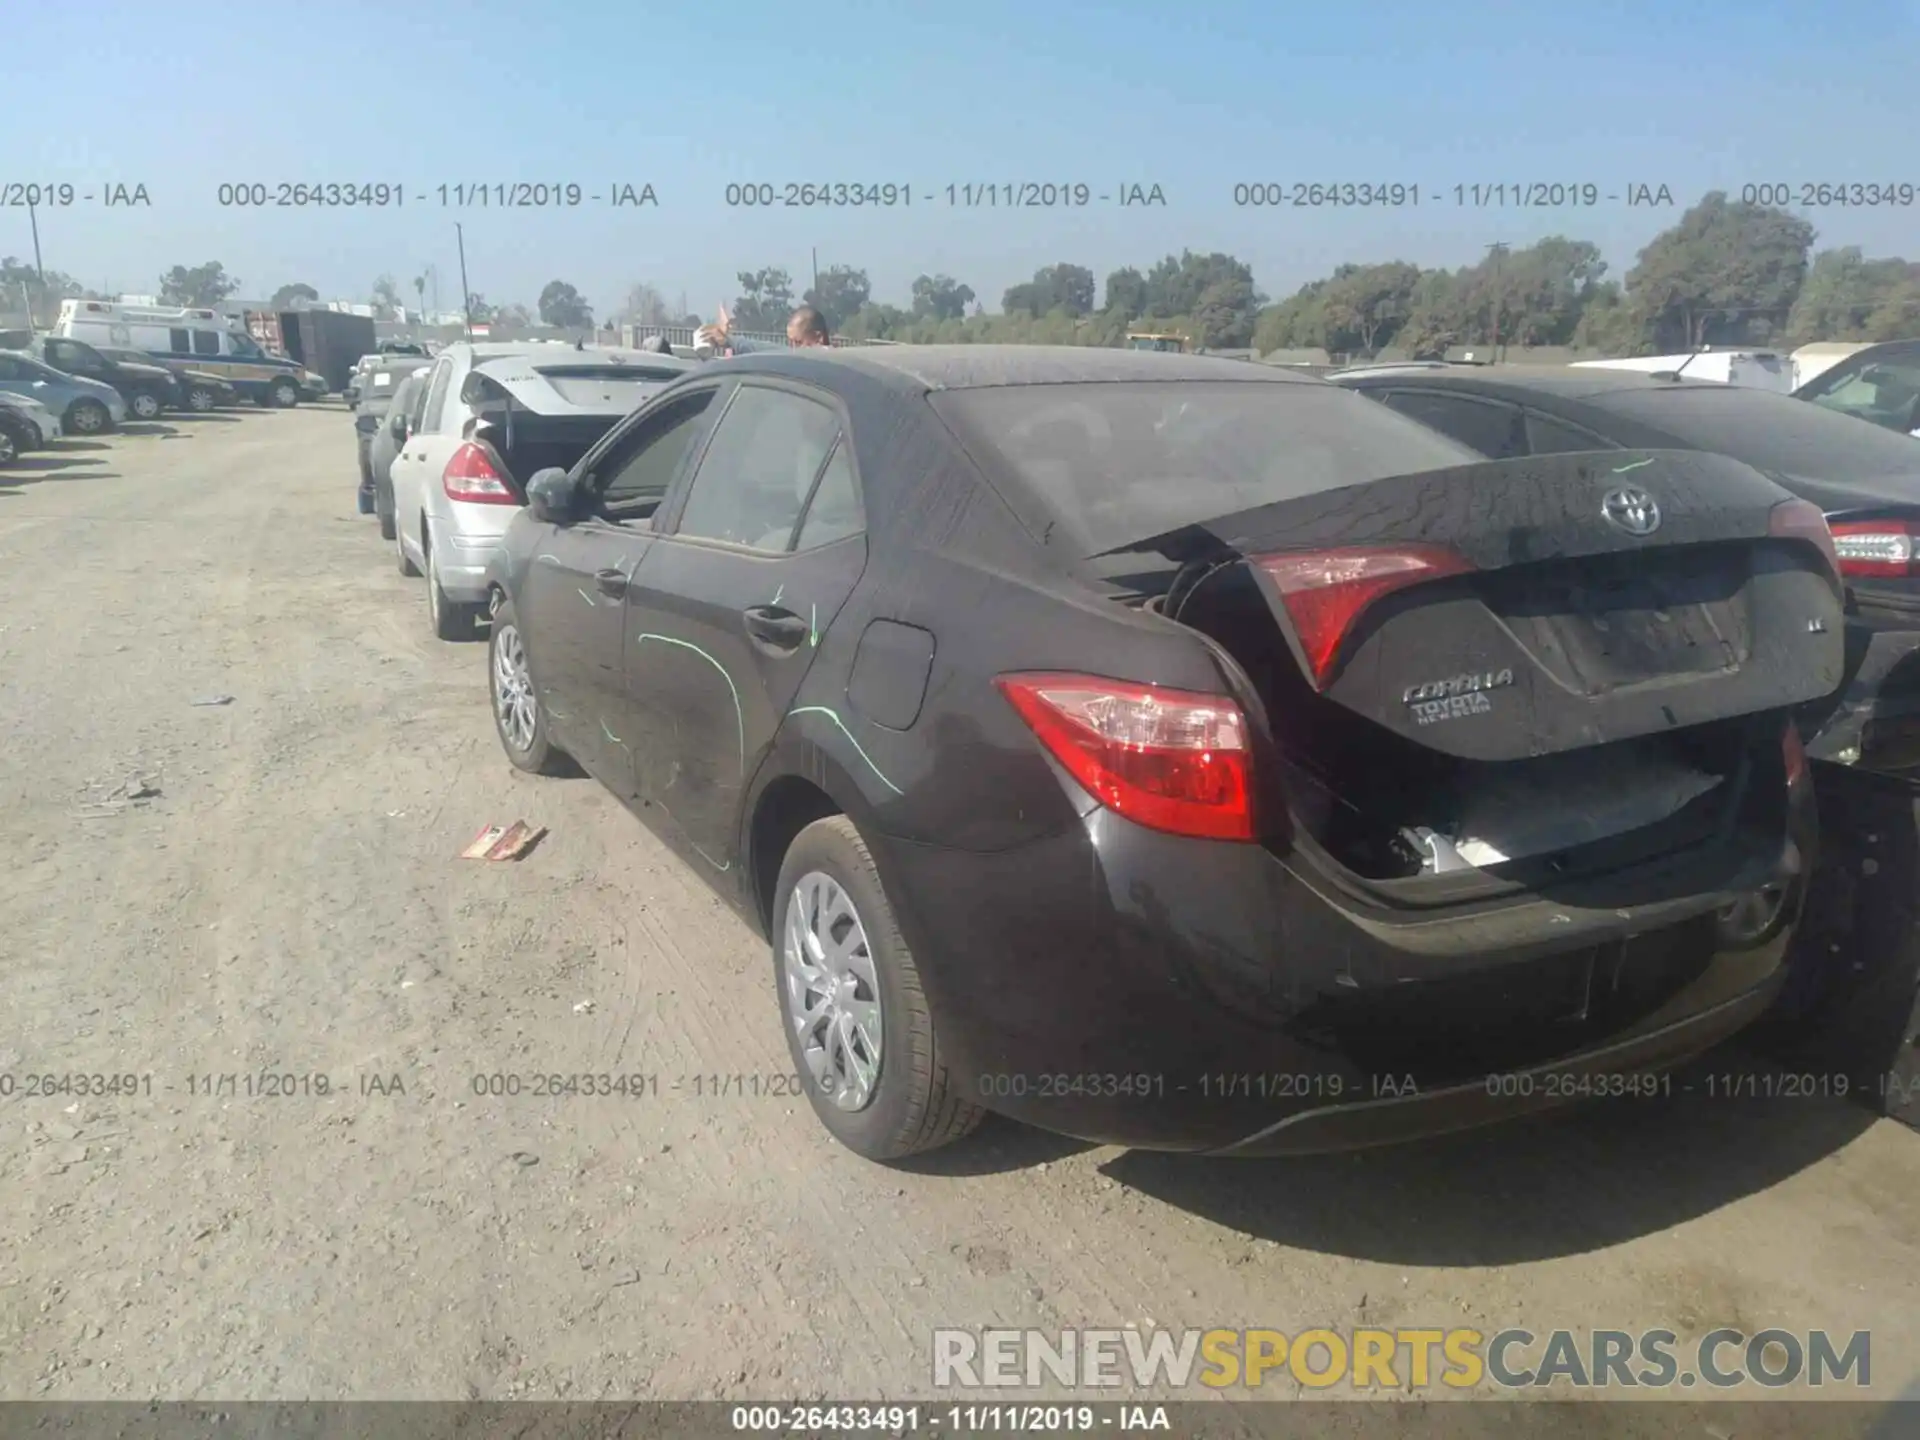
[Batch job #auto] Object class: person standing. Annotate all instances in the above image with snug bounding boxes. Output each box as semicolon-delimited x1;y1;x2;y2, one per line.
693;304;832;358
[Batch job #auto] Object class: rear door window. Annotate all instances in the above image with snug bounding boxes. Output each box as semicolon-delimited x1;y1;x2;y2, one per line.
420;359;454;432
191;331;221;357
670;385;843;549
1374;389;1526;459
793;439;864;550
170;328;191;352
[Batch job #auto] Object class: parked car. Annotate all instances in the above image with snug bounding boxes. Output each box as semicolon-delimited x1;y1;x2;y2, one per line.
93;346;238;412
353;358;431;509
0;391;62;447
2;334;177;419
368;370;431;541
0;396;48;464
388;342;697;638
1792;339;1920;436
343;353;383;409
0;348;128;434
1330;362;1920;1121
482;345;1843;1162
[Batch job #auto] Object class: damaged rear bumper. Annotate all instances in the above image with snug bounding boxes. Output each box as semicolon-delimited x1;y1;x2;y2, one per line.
1801;614;1920;773
878;776;1814;1155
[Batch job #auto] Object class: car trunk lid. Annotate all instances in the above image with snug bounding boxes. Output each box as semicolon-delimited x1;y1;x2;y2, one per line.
1107;448;1845;763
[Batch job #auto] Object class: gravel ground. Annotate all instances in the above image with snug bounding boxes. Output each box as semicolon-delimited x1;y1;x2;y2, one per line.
0;407;1916;1421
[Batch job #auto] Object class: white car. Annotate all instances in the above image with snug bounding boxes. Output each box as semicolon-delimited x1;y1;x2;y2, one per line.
0;391;62;442
387;342;697;639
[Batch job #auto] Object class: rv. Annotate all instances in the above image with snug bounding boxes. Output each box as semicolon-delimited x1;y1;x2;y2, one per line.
55;300;325;406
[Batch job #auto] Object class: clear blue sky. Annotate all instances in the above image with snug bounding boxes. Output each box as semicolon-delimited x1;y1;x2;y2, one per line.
5;0;1919;317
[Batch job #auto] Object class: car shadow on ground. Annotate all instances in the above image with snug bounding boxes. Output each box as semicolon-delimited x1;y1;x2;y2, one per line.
50;440;111;452
2;456;115;481
1098;1046;1883;1265
173;412;243;424
116;422;187;439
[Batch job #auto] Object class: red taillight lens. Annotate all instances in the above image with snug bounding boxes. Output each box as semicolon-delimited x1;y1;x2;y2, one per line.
1252;545;1476;690
1768;499;1841;578
1825;516;1920;579
995;673;1256;841
1784;721;1808;792
442;441;518;505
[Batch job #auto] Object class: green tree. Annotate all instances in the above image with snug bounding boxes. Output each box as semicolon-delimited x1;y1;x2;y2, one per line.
465;293;496;322
1788;248;1915;342
909;274;975;322
1004;263;1096;318
731;267;795;329
270;282;319;310
537;280;593;328
1102;267;1150;321
619;283;671;326
1624;192;1814;349
158;262;241;307
1319;261;1423;355
804;266;872;331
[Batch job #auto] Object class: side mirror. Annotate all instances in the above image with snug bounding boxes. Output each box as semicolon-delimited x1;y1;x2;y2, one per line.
389;413;409;439
526;467;586;524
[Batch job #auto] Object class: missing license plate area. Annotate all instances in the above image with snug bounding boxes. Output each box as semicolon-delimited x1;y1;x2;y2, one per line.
1483;545;1753;694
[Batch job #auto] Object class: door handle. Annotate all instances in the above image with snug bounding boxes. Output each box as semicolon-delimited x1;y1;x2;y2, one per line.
594;568;629;598
742;604;809;650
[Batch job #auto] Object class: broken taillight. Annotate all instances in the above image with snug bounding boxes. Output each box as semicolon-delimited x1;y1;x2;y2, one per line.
1825;515;1920;580
1767;498;1842;578
1252;545;1476;690
443;441;518;505
995;673;1256;841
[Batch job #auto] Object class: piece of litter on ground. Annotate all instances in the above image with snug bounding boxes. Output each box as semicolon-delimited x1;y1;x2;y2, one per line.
461;820;548;861
460;824;508;859
386;810;406;818
572;1000;595;1014
190;695;235;707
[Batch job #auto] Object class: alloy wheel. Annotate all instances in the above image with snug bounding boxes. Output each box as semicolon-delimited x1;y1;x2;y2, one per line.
188;388;214;412
132;393;161;420
492;624;537;752
70;403;105;434
782;871;884;1112
0;431;15;465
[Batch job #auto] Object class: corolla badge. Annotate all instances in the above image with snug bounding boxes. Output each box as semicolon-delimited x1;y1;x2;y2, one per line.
1601;485;1661;536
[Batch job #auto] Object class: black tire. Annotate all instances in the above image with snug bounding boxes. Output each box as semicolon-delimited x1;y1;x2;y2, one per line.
487;592;575;775
0;428;16;466
375;476;397;541
771;815;986;1162
186;385;217;413
426;536;479;640
270;378;300;408
66;398;111;435
130;390;163;421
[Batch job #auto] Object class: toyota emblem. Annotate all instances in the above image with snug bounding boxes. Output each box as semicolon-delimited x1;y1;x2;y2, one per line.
1601;485;1661;536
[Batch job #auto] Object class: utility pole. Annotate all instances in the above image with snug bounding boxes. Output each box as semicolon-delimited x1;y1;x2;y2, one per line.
26;198;45;328
1486;241;1509;363
456;226;474;340
811;247;819;298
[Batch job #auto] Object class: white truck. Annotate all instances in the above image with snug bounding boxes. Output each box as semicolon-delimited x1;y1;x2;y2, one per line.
1571;349;1796;392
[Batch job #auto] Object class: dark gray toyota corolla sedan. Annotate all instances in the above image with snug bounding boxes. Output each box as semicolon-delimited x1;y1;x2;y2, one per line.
481;345;1843;1164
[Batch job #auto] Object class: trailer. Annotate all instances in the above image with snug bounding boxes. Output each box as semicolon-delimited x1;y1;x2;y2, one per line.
266;310;376;394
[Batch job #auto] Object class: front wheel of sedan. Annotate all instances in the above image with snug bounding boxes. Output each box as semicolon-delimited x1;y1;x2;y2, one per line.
67;399;110;435
130;391;163;421
186;385;217;413
773;816;985;1162
488;594;574;776
270;378;300;408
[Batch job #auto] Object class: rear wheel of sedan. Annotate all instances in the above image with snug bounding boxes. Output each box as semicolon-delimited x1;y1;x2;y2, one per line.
773;816;985;1162
67;399;110;435
130;391;163;421
0;429;16;466
186;385;217;412
488;593;573;775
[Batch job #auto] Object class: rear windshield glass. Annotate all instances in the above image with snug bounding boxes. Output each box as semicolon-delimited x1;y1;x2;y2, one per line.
1587;385;1920;483
929;381;1481;554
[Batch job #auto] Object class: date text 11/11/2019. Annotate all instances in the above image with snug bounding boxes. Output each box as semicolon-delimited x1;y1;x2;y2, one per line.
1231;182;1679;208
213;183;658;208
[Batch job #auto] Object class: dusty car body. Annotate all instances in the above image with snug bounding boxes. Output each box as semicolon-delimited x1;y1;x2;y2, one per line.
481;345;1843;1161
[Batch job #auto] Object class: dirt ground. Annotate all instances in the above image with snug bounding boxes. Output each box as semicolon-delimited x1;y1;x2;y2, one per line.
1;406;1917;1415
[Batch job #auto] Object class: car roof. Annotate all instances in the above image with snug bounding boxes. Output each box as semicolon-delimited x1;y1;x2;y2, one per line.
1332;363;1733;401
709;343;1327;393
